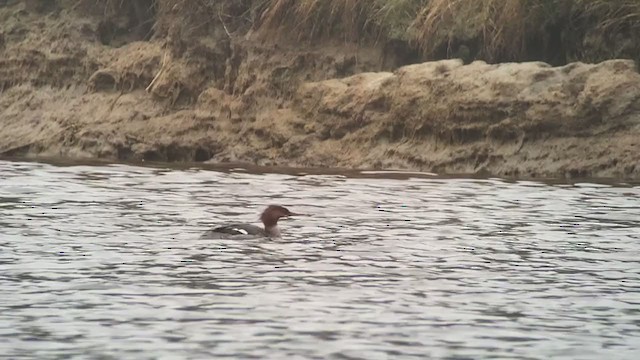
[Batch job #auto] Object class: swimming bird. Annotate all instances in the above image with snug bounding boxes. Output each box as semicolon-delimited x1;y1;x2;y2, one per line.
201;205;299;239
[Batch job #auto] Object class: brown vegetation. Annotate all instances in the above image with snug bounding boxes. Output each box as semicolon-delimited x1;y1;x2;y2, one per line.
81;0;640;65
0;0;639;179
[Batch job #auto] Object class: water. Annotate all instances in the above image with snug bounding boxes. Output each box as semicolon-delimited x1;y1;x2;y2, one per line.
1;159;639;359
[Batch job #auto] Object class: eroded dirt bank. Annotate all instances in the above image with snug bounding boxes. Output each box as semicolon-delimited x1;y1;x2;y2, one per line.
1;1;639;179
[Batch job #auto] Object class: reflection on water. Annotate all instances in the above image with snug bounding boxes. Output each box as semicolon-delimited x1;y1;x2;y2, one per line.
1;160;639;359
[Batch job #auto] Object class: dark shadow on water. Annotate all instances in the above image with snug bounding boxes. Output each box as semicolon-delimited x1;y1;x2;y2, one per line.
1;156;639;186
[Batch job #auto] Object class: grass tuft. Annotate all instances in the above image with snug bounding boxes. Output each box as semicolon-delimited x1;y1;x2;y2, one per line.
79;0;640;64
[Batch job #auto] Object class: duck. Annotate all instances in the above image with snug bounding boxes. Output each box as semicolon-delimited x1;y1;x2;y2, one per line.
200;205;299;239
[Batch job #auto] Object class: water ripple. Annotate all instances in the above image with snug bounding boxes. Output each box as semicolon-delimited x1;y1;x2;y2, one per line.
1;160;639;359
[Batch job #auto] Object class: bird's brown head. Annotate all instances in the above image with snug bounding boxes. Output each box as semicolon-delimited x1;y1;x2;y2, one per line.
260;205;298;228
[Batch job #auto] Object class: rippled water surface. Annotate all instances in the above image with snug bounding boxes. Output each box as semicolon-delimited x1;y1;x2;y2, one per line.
1;160;639;359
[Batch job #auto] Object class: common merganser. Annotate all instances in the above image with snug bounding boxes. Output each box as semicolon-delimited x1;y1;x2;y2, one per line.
201;205;299;239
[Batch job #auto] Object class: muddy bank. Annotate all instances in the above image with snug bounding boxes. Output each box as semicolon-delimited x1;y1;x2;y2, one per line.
0;1;639;179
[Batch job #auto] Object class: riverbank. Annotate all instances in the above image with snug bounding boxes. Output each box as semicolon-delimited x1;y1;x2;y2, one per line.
1;0;639;179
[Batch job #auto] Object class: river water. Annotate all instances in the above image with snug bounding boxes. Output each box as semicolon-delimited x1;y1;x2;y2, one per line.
1;159;639;359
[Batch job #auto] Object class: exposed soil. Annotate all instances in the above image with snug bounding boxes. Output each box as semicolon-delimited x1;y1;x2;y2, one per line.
0;0;639;179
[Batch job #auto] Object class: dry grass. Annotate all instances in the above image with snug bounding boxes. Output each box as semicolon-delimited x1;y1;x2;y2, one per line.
411;0;562;61
253;0;548;60
563;0;640;62
256;0;377;41
574;0;640;36
252;0;640;63
79;0;640;64
254;0;426;43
